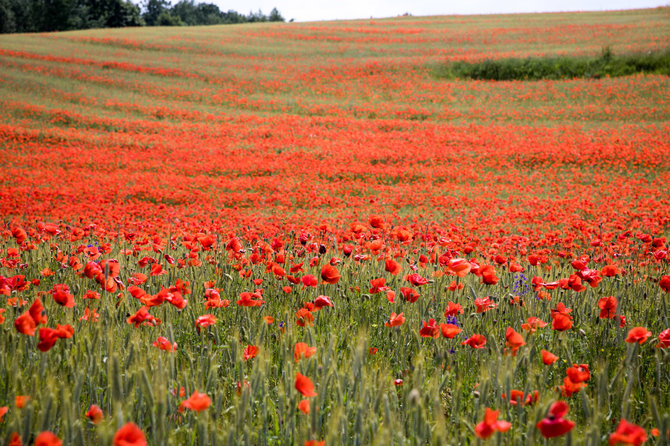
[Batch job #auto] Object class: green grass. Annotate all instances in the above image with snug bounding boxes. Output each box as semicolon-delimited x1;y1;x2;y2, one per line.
436;48;670;81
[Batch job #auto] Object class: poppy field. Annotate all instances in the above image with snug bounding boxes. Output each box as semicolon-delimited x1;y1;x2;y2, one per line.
1;7;669;446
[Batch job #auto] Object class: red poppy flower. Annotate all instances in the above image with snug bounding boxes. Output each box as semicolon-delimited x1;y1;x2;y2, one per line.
659;275;670;292
195;314;217;331
14;312;37;336
541;350;559;365
505;327;525;354
385;312;405;328
405;273;428;286
29;299;47;325
502;390;539;406
237;291;265;307
400;287;419;303
320;264;340;284
479;265;499;285
521;317;547;333
153;337;177;352
296;308;314;327
8;432;21;446
50;284;75;308
298;399;310;414
294;342;317;361
461;334;486;349
113;422;147;446
474;408;511;439
598;296;618;319
15;395;29;408
385;258;401;275
625;327;651;344
369;278;389;294
295;373;317;397
127;307;160;328
301;275;318;287
179;391;211;412
243;345;259;360
566;364;590;383
444;301;464;317
474;296;497;313
537;401;575;438
419;319;439;338
37;325;74;352
313;295;333;310
657;328;670;348
447;258;471;277
440;323;462;338
85;405;103;424
551;303;573;331
34;431;62;446
609;419;647;445
305;441;325;446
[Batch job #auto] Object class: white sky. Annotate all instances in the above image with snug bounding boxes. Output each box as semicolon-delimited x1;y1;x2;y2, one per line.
216;0;668;22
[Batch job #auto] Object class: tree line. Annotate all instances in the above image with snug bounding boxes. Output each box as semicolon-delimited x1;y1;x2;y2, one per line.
0;0;285;33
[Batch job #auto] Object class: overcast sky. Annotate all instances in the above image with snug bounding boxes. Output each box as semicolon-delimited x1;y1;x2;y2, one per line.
217;0;668;22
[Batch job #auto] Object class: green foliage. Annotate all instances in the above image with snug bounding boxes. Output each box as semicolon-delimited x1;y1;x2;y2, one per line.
436;48;670;81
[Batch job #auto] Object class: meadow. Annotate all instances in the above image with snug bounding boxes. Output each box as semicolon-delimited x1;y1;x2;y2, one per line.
0;7;669;445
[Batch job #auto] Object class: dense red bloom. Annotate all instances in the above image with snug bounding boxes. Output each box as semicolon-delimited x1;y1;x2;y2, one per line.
34;432;62;446
601;265;621;277
296;308;314;327
419;319;439;338
295;373;317;397
479;265;499;285
8;432;21;446
243;345;259;360
37;324;74;352
153;336;177;352
598;296;618;319
609;419;647;445
566;364;590;383
659;275;670;292
195;314;217;331
551;303;573;331
474;408;511;439
85;404;103;423
521;317;547;333
50;284;75;307
14;312;37;336
440;323;462;338
444;301;464;317
301;275;318;287
320;264;340;284
369;278;389;294
113;422;147;446
537;401;575;438
625;327;651;344
127;307;160;328
399;287;419;303
657;328;670;348
405;273;428;286
294;342;317;361
298;399;310;414
237;291;265;307
313;295;333;310
179;391;211;412
505;327;525;354
385;312;405;327
503;390;539;406
447;258;471;277
474;296;497;313
461;334;486;349
541;350;559;365
385;258;401;275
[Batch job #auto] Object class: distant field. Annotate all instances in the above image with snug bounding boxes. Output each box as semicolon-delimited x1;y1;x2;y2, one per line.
0;8;669;446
